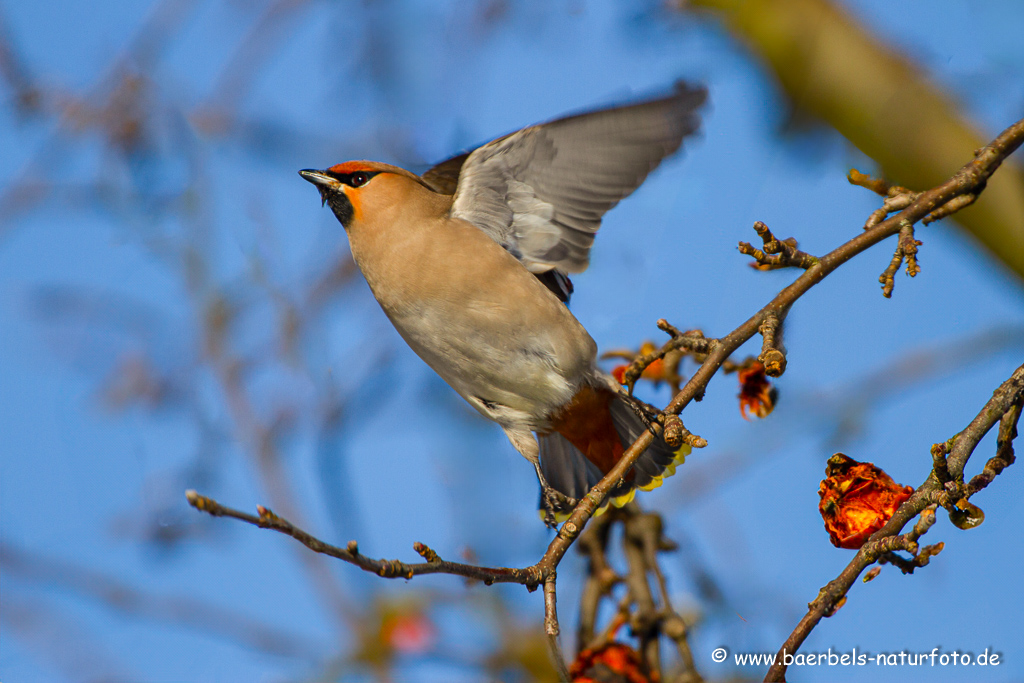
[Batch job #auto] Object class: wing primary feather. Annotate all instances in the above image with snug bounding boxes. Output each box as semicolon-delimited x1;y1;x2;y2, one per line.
445;82;706;276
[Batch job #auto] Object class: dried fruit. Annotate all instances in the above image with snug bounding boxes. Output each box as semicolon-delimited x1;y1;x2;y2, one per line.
604;341;682;391
819;453;914;549
570;642;649;683
738;361;776;419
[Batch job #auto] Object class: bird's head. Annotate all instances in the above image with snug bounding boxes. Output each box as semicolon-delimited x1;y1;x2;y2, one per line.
299;161;430;230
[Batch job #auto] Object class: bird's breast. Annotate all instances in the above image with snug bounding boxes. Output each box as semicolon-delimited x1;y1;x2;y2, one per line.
348;214;597;418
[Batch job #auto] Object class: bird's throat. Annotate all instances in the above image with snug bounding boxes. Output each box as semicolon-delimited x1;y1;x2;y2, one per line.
326;190;355;228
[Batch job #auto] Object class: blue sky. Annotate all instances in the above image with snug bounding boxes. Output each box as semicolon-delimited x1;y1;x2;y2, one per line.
2;1;1023;681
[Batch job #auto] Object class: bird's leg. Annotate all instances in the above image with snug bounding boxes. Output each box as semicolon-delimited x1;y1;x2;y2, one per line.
531;460;576;528
502;426;575;527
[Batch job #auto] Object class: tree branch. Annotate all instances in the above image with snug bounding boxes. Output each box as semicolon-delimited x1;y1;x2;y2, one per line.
185;491;543;587
765;362;1024;682
551;114;1024;588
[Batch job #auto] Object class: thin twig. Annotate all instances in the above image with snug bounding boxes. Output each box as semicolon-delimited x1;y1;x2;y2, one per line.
185;491;542;587
848;169;917;230
878;220;923;297
757;312;787;377
964;398;1021;497
544;574;571;682
738;221;818;270
615;325;713;395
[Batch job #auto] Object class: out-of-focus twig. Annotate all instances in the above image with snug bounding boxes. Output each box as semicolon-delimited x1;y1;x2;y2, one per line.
687;0;1024;280
0;7;41;114
0;542;320;659
0;0;202;227
0;598;135;682
195;0;313;130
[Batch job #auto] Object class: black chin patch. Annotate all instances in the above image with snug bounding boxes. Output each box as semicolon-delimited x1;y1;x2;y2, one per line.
325;190;354;227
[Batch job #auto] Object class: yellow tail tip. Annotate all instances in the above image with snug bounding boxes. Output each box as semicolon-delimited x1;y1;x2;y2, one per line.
539;442;692;521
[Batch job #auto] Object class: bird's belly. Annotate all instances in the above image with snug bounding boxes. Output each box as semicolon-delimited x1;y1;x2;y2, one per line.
383;299;581;425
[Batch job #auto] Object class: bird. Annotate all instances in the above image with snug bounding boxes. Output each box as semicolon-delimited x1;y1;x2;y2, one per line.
300;82;706;525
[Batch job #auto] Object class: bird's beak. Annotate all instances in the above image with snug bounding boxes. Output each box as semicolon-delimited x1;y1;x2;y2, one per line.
299;169;339;207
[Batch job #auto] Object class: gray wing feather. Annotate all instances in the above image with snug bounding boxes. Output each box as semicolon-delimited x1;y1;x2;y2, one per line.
450;82;707;274
421;151;472;194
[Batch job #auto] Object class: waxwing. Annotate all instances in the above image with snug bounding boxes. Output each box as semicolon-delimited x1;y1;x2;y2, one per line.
300;82;707;525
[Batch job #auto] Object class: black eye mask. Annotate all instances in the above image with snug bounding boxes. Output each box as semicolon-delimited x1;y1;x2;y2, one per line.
325;170;380;188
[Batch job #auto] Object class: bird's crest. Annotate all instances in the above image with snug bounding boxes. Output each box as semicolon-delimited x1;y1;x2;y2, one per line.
327;161;383;175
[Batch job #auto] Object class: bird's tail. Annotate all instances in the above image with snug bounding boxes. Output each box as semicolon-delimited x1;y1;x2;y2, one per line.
538;389;689;520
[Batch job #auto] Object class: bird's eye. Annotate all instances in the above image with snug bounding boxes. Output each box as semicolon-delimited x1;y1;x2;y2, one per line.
349;172;369;187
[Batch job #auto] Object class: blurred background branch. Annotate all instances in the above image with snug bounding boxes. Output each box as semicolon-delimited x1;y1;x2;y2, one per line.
685;0;1024;279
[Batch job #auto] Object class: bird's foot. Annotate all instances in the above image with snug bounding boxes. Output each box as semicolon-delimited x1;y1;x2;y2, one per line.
539;486;576;529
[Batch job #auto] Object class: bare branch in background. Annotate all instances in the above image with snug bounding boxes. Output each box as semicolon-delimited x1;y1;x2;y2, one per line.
686;0;1024;280
0;543;321;659
0;6;41;114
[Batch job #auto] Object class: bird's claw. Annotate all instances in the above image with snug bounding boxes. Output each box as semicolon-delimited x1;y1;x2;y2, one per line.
539;486;575;529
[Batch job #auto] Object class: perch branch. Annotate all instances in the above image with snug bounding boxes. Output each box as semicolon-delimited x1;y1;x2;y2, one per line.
765;362;1024;682
185;491;542;587
572;115;1024;603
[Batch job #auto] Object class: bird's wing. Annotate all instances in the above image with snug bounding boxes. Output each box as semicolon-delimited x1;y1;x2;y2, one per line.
421;151;473;195
446;82;706;276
